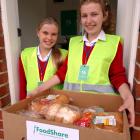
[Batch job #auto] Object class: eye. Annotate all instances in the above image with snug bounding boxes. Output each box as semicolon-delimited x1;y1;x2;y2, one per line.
42;31;48;35
91;12;98;17
81;13;87;18
52;33;58;37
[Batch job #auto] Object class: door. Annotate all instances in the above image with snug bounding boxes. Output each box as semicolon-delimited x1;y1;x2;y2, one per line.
116;0;140;89
0;0;21;104
0;0;139;104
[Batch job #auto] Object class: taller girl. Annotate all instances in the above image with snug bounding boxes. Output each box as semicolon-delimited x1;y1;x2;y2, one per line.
31;0;135;127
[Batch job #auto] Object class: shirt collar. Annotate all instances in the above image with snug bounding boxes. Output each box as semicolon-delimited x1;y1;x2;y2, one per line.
37;46;52;62
83;30;106;46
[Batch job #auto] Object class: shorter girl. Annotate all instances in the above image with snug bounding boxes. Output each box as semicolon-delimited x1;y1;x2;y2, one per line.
19;17;67;100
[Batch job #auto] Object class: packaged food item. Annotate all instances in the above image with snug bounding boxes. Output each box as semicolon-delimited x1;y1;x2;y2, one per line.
92;112;123;133
29;96;50;113
53;94;70;104
55;104;81;124
74;106;104;128
74;112;94;127
83;106;104;113
29;94;69;113
43;103;62;121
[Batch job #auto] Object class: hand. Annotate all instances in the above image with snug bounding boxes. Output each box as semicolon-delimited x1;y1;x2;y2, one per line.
26;88;38;98
26;94;33;99
118;94;135;127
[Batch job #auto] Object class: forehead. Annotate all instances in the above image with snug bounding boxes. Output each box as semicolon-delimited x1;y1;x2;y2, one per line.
80;2;102;13
40;23;58;32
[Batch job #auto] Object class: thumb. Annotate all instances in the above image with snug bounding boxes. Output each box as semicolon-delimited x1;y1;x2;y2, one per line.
26;94;33;99
118;103;127;112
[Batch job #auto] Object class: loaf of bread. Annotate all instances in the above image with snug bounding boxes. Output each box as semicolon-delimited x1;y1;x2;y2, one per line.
54;94;69;104
55;104;81;124
44;103;62;121
29;97;50;113
29;94;69;114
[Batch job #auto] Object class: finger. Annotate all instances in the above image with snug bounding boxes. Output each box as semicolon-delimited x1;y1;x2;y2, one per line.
128;111;135;127
26;96;32;99
118;103;127;112
26;94;34;98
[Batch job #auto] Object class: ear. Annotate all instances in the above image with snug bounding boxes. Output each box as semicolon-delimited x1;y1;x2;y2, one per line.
103;11;108;22
37;31;39;38
80;18;82;25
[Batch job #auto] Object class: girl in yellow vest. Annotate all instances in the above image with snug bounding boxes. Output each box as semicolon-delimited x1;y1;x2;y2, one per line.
29;0;135;127
19;17;67;100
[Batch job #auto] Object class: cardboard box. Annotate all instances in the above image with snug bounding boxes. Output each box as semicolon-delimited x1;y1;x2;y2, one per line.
2;89;130;140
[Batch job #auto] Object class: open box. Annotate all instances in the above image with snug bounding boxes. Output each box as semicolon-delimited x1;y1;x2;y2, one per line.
2;89;130;140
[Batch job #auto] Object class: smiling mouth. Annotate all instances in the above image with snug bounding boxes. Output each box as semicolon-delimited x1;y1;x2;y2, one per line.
86;27;94;30
44;41;52;45
86;25;96;28
87;24;96;27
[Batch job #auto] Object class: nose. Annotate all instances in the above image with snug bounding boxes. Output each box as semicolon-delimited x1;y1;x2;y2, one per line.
46;34;52;40
86;16;92;24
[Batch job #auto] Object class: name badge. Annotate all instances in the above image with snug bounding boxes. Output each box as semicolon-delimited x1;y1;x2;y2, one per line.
78;65;89;81
38;81;43;86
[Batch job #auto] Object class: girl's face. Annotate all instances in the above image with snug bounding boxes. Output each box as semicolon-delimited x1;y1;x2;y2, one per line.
80;2;106;39
37;23;58;50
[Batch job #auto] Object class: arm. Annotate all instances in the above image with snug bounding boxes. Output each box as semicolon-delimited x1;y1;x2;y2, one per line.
118;83;135;127
32;75;61;95
109;43;128;89
28;56;68;96
19;57;27;100
109;42;135;127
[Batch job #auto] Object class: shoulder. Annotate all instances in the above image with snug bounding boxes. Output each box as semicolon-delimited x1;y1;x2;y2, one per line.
70;36;83;42
21;47;37;55
21;47;37;59
105;34;122;45
106;34;121;40
69;36;83;47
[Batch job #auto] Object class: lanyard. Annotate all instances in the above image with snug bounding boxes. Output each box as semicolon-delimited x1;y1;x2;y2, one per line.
83;42;96;65
37;57;49;81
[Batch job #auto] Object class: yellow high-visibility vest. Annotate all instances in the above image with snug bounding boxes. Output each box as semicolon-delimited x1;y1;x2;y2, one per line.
64;34;120;94
21;47;67;93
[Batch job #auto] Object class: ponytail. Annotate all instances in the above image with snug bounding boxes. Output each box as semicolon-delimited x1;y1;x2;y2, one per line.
51;46;64;69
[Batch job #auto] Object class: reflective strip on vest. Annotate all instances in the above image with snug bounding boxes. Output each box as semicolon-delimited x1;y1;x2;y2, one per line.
64;81;116;94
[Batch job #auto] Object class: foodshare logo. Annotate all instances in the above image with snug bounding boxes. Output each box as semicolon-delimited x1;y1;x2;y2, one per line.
33;125;69;139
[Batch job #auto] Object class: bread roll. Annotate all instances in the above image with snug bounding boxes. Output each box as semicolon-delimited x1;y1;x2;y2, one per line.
44;103;62;121
55;105;81;124
54;94;70;104
29;94;69;113
29;97;50;113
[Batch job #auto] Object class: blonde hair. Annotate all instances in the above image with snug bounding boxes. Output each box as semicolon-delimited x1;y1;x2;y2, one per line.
37;17;65;69
37;17;59;32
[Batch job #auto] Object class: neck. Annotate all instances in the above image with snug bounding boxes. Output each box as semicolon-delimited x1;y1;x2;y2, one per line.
87;34;98;42
39;46;51;59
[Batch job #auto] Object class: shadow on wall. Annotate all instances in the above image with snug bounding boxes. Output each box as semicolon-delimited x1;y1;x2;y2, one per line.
58;35;70;50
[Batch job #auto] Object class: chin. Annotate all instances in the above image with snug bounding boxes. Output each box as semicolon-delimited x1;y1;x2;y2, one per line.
44;44;53;49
